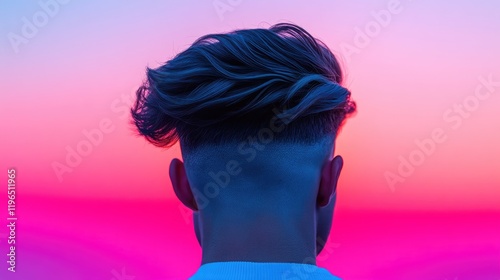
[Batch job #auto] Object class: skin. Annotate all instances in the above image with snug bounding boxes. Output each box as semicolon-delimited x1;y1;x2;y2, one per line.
169;135;343;265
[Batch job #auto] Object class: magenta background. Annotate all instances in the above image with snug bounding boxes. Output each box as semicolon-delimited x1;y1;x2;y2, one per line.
1;1;499;279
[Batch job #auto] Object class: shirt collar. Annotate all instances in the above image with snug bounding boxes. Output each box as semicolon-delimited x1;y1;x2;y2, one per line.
189;261;341;280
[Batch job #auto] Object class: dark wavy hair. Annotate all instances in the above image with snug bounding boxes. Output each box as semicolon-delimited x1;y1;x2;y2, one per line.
131;23;356;149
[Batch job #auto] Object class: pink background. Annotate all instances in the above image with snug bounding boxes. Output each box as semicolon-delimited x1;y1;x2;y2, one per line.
1;0;499;279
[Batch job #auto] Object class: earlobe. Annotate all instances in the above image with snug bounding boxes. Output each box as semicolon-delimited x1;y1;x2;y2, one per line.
169;158;198;211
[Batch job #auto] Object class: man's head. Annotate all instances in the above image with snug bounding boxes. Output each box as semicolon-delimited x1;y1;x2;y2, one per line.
131;23;355;262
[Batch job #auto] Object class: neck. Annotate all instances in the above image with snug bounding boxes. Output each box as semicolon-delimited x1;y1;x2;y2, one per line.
199;203;317;265
182;140;334;265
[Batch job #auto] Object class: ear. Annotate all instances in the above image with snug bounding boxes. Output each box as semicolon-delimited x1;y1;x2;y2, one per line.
169;158;198;211
317;155;343;207
316;155;343;255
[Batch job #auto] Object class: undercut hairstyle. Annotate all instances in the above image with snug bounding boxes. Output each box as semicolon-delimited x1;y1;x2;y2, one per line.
131;23;356;150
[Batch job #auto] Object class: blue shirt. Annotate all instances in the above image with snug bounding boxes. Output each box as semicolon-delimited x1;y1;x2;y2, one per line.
189;261;341;280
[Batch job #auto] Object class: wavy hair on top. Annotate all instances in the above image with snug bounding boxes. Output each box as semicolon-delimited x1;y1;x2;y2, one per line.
131;23;356;149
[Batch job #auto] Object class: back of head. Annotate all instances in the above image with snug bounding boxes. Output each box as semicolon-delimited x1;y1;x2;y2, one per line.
130;23;356;265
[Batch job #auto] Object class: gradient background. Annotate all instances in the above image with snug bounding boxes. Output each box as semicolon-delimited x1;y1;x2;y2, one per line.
1;0;499;279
